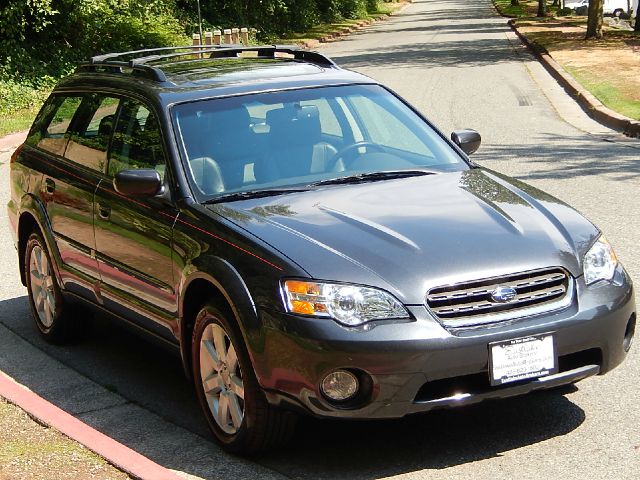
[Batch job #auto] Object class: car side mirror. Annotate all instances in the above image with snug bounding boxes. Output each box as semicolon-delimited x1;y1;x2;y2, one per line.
113;169;163;197
451;129;481;155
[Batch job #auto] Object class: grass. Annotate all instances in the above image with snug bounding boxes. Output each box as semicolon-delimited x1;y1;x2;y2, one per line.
493;0;545;18
0;107;40;137
0;398;129;479
282;18;369;44
565;66;640;119
521;28;640;120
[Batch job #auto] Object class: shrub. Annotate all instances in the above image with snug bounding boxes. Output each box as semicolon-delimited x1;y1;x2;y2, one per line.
339;0;369;19
0;80;50;116
366;0;380;13
288;0;321;31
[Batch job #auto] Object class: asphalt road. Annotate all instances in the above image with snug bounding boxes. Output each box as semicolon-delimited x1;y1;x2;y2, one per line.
1;0;639;478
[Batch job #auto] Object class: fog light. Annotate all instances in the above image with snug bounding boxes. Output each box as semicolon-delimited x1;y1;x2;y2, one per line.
624;313;635;353
321;370;359;402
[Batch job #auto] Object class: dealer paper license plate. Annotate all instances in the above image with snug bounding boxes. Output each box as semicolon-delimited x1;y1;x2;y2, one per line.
489;334;557;386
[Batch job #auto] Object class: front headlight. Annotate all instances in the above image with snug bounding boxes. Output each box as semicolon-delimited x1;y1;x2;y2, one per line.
583;235;618;285
283;280;409;326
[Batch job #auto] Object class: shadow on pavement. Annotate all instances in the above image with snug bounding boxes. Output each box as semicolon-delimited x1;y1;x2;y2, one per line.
0;295;585;479
332;37;517;69
262;388;582;479
476;133;640;182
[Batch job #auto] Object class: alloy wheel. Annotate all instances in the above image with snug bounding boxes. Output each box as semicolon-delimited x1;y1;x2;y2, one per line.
29;244;56;328
199;323;245;434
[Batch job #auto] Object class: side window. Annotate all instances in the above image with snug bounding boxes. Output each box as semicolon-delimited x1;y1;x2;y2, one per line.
27;96;83;156
65;95;120;172
109;100;166;181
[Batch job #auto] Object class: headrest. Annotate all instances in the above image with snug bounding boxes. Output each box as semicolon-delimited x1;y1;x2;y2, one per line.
98;114;115;137
266;104;321;147
179;107;252;161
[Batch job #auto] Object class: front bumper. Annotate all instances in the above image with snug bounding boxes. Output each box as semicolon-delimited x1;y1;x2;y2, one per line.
253;270;635;419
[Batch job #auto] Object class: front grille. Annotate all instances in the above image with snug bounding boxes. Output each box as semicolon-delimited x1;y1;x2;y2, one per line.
426;267;572;326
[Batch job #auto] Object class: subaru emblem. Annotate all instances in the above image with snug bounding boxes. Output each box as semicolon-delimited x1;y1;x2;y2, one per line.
490;286;517;303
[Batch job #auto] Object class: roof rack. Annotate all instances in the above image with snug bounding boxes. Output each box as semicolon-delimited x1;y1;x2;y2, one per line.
76;45;337;83
76;62;169;82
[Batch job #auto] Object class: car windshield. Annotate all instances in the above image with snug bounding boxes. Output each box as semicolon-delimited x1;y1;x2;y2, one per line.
172;84;468;200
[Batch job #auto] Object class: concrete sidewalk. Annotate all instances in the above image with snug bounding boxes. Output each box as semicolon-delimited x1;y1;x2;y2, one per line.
0;130;27;154
0;304;286;480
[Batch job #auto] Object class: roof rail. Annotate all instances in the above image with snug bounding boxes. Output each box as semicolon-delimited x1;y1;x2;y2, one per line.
89;45;216;64
78;45;337;83
127;45;336;69
76;62;169;82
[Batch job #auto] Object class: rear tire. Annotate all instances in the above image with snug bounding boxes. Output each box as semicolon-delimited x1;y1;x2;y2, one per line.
191;302;297;454
24;232;84;344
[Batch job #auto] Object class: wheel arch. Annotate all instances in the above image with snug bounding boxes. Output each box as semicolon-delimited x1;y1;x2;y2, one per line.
178;257;261;380
17;195;61;287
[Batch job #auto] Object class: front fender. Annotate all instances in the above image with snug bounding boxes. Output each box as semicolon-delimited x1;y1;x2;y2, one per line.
178;257;262;377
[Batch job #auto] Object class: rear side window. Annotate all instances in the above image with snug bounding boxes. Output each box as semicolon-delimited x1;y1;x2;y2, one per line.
65;95;120;172
27;96;83;156
109;100;166;181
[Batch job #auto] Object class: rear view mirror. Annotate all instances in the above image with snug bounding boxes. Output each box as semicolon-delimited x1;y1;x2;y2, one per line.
113;169;163;197
451;129;481;155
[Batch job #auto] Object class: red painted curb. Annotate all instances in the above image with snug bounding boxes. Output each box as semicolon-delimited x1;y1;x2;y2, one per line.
0;371;184;480
507;19;640;138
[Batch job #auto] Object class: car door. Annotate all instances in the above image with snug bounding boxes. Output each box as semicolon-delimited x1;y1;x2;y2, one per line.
93;98;179;340
33;93;109;298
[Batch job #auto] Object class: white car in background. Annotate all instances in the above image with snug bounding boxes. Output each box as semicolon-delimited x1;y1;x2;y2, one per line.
565;0;637;16
604;0;633;16
564;0;588;11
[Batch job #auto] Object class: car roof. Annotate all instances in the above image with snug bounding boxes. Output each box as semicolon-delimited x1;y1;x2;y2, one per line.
55;46;377;106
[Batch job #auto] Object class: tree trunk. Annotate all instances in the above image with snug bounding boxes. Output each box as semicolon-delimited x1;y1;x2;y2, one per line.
538;0;547;16
586;0;604;39
511;0;520;6
635;3;640;32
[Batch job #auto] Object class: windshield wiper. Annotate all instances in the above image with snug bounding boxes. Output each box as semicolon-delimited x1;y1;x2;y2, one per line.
309;169;437;187
202;188;308;204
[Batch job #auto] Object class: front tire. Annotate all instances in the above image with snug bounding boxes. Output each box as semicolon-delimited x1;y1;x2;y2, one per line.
191;303;297;454
24;232;82;343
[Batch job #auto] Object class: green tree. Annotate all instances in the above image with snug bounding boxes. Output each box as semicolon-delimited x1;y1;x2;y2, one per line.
0;0;57;53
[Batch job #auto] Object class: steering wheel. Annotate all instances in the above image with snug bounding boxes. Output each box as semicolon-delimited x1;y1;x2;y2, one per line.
328;141;385;171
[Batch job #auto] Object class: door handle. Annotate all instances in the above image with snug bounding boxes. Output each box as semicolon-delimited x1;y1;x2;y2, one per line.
98;203;111;220
44;178;55;194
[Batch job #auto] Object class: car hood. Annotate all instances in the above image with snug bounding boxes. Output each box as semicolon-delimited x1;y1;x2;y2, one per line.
208;168;599;304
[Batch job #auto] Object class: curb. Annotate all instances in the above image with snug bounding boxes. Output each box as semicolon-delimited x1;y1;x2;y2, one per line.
507;19;640;138
0;371;183;480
